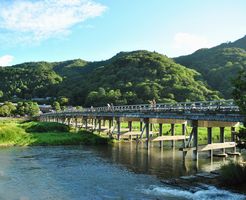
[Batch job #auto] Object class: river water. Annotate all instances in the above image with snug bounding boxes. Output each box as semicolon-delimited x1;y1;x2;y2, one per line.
0;143;245;200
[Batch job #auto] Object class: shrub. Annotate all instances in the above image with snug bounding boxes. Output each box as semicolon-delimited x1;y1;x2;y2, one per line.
24;122;70;133
220;162;246;185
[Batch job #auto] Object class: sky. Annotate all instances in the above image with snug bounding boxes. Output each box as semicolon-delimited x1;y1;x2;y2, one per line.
0;0;245;66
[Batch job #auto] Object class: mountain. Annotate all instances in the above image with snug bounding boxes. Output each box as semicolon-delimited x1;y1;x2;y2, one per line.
175;35;246;98
0;50;220;106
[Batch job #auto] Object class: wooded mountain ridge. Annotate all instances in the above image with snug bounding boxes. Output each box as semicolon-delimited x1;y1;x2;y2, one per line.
0;35;245;106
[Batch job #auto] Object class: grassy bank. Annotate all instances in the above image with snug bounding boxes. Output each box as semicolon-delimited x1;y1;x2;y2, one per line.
0;119;109;146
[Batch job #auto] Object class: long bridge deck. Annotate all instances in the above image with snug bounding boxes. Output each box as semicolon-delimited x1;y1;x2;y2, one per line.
40;100;245;161
42;100;245;122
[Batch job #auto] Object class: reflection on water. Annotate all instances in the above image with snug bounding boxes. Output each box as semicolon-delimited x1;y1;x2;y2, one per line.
94;142;243;179
0;143;245;200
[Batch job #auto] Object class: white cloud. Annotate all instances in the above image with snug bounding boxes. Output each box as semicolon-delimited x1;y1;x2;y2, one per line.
0;0;107;43
173;32;212;54
0;55;14;66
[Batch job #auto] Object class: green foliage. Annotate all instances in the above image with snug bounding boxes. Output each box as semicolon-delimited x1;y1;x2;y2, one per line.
22;121;70;133
175;35;246;98
0;119;109;146
53;101;61;111
16;101;40;117
232;70;246;114
80;51;220;106
0;50;221;106
0;101;16;117
0;123;28;145
220;162;246;185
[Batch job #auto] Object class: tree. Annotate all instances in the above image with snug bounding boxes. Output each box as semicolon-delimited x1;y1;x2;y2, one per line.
0;90;3;98
53;101;61;112
58;97;69;106
232;70;246;113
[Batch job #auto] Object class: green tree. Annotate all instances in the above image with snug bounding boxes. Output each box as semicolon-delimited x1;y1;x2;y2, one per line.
232;70;246;113
53;101;61;112
58;97;69;106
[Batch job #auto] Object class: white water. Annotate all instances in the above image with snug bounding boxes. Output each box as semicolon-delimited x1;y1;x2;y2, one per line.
141;185;246;200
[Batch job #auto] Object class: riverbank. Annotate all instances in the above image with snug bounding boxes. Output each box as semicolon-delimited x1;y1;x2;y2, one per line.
0;119;109;146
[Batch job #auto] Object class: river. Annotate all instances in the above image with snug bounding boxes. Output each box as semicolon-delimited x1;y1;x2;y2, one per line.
0;143;245;200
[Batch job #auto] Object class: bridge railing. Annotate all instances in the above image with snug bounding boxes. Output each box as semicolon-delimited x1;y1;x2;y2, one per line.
45;100;240;115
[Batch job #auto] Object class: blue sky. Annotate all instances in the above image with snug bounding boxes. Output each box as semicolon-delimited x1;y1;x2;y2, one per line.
0;0;245;66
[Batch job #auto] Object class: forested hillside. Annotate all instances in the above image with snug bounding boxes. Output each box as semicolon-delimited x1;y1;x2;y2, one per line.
175;35;246;98
0;51;220;106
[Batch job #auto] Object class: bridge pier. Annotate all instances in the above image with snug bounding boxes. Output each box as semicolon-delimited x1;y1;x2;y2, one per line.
207;127;212;157
140;122;143;132
159;123;163;148
220;127;225;154
128;121;132;140
145;118;150;149
171;123;175;148
117;118;121;140
192;120;198;161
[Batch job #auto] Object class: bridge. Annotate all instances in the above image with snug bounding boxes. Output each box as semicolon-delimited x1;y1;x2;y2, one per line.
40;100;245;160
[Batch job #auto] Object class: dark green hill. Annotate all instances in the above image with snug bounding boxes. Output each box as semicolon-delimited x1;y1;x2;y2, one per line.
0;50;220;105
64;51;220;106
175;35;246;98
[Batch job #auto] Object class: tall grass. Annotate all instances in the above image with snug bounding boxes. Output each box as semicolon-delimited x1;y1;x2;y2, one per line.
0;119;109;146
21;121;70;133
220;162;246;185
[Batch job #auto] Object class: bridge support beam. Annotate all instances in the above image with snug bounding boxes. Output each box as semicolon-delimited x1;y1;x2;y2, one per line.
98;118;101;134
145;118;150;149
117;118;121;140
220;127;225;154
182;123;186;154
171;124;175;147
207;127;212;157
140;122;143;132
128;121;132;140
192;120;198;161
75;117;78;132
231;127;236;153
159;123;163;148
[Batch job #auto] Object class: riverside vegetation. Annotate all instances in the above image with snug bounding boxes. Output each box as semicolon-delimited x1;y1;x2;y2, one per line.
0;119;109;146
